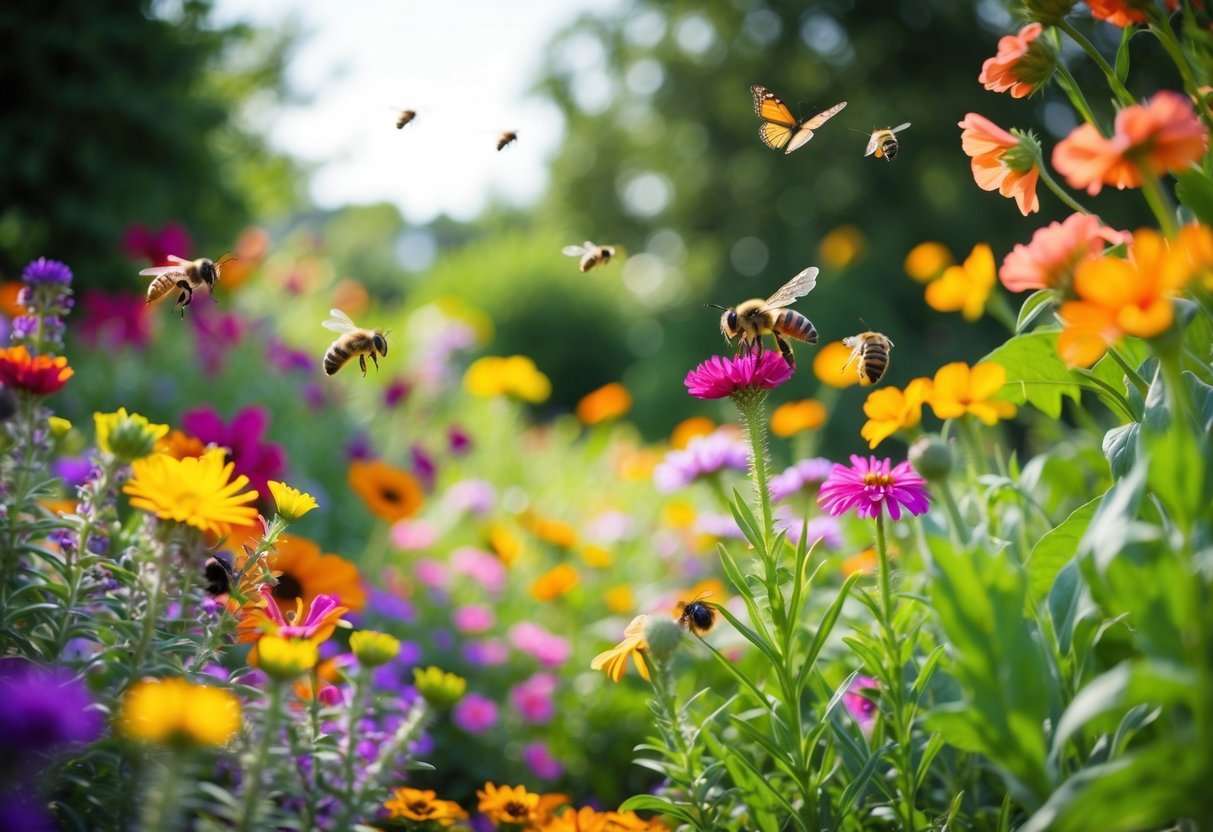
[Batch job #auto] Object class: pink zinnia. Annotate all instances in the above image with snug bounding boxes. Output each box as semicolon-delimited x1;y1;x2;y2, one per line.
508;622;571;668
684;349;793;399
999;213;1128;293
453;604;495;633
817;455;930;521
509;672;556;724
523;741;564;780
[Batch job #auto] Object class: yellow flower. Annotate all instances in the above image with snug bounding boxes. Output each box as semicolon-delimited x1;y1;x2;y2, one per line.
524;514;578;548
384;787;467;826
904;242;953;282
928;362;1017;424
348;459;422;523
590;615;650;683
813;341;861;389
477;783;540;827
819;225;866;270
662;500;696;529
350;630;401;668
487;523;523;565
580;544;613;568
464;355;551;402
604;585;634;614
94;408;169;463
924;243;995;321
118;677;240;748
860;378;932;449
256;635;319;680
670;416;715;449
530;563;579;601
48;416;72;439
770;399;826;437
267;481;318;522
124;449;259;537
576;382;632;425
413;666;467;709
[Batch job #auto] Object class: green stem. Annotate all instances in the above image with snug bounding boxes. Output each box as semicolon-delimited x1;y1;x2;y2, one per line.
1053;57;1101;128
142;750;186;832
936;478;969;546
131;523;173;676
237;681;284;832
1106;344;1151;398
1036;163;1094;215
986;292;1019;333
1139;173;1179;237
875;513;917;832
1057;18;1136;107
645;654;718;832
736;391;774;543
1147;9;1213;135
335;668;371;831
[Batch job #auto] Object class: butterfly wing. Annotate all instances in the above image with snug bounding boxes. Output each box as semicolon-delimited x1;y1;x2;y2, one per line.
764;267;819;309
759;122;794;151
784;101;847;154
751;85;798;151
322;308;357;334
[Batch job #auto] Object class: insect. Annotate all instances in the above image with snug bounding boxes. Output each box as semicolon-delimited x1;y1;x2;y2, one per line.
203;554;235;597
865;123;911;161
710;266;819;368
141;255;224;316
750;85;847;154
496;130;518;151
322;308;389;377
676;593;717;636
841;331;895;386
561;241;618;273
392;108;417;129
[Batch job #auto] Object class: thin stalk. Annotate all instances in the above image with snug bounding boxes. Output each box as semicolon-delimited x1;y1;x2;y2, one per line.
131;523;173;676
1139;173;1179;237
237;681;284;832
1147;9;1213;135
1036;163;1094;215
935;478;969;546
875;514;917;832
335;669;371;831
737;391;774;542
1052;58;1101;128
1106;344;1151;398
1057;18;1136;107
142;750;186;832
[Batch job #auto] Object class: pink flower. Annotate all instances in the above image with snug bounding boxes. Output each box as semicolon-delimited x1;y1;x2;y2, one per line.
508;622;571;668
121;222;193;266
390;519;439;550
452;693;498;734
523;741;564;780
413;558;449;589
464;639;510;666
445;479;496;515
684;349;794;399
775;511;843;549
453;604;495;633
817;455;930;521
509;672;556;724
999;213;1128;293
979;22;1055;99
77;290;151;348
450;546;507;594
843;675;879;734
181;405;284;500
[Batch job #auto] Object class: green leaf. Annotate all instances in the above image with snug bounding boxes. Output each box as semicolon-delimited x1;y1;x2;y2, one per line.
1142;422;1207;533
794;572;861;697
1175;167;1213;227
1114;24;1133;83
617;795;699;826
1016;289;1058;333
1027;496;1101;604
984;329;1082;419
1101;422;1139;479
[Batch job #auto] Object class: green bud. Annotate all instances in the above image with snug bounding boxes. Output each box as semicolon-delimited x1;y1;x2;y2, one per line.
1003;129;1043;174
412;666;467;709
908;435;956;481
644;617;684;662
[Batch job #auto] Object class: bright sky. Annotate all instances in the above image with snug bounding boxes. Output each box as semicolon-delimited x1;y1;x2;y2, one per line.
212;0;620;224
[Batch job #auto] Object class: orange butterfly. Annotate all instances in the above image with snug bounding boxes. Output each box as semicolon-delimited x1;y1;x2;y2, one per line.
750;85;847;154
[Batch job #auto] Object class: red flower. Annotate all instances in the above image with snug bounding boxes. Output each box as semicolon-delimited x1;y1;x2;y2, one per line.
1084;0;1148;27
0;346;73;395
684;349;793;399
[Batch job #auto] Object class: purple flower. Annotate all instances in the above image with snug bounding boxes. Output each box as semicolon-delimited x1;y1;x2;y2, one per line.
367;589;416;623
684;349;793;399
654;428;749;492
509;673;556;724
188;304;246;375
843;675;879;734
383;378;411;408
181;405;285;500
411;444;437;492
264;337;313;374
775;510;843;550
346;434;372;460
523;741;564;780
22;257;72;286
448;426;472;454
770;457;835;503
53;456;93;489
695;512;745;539
0;660;101;752
452;693;498;734
464;638;510;667
817;455;930;521
78;290;150;349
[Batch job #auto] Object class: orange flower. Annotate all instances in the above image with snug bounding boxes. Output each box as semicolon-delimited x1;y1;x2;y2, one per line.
813;341;861;389
384;787;467;827
262;534;366;613
860;378;932;449
590;615;650;682
770;399;826;437
670;416;715;449
904;242;953;283
576;382;632;425
925;243;995;321
604;585;634;614
928;362;1017;424
348;459;422;522
477;783;540;828
818;225;866;270
1053;91;1208;195
1085;0;1149;26
0;281;24;318
487;523;523;565
979;22;1055;99
1000;213;1128;293
530;563;579;601
155;429;207;460
235;586;348;656
0;346;73;395
842;548;878;577
524;513;578;548
959;113;1041;215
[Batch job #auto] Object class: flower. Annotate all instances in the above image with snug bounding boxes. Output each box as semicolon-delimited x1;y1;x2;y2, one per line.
263;534;366;613
576;382;633;424
604;585;634;613
121;222;192;266
1085;0;1149;26
349;630;401;668
478;783;540;827
904;242;953;283
94;408;168;462
770;399;826;437
237;588;348;664
978;22;1055;98
180;406;285;501
927;362;1017;424
77;290;150;349
0;660;101;752
156;429;207;460
523;741;564;780
412;666;467;709
445;479;496;515
959;113;1041;215
1023;0;1077;23
464;355;552;402
22;257;73;286
488;524;524;565
117;677;240;747
530;564;579;601
266;481;318;521
0;346;73;395
524;513;578;548
509;622;571;667
453;604;495;633
124;449;259;537
453;692;499;733
391;518;439;550
653;428;748;491
348;459;423;522
685;349;793;399
1053;91;1208;195
590;615;651;682
842;548;878;576
770;457;835;502
450;546;507;593
843;675;880;733
384;787;467;827
818;225;866;270
814;341;864;389
1000;213;1128;293
510;672;557;724
860;378;932;448
670;416;716;448
776;511;844;550
256;635;320;680
924;243;995;321
818;455;930;521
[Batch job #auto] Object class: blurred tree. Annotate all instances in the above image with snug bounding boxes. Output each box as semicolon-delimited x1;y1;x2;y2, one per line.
0;0;306;288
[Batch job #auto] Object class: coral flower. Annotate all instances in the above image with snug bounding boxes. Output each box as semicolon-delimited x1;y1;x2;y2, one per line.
530;564;580;601
0;346;73;395
818;455;930;521
348;459;423;522
979;22;1056;99
959;113;1041;215
812;341;861;389
117;677;240;748
928;362;1017;424
478;783;540;827
904;242;953;283
262;534;366;612
1085;0;1148;26
124;449;259;537
685;349;793;399
590;615;651;682
860;378;932;449
384;787;467;826
770;399;826;437
236;586;348;660
999;213;1128;293
925;243;996;321
576;382;632;425
1053;91;1208;195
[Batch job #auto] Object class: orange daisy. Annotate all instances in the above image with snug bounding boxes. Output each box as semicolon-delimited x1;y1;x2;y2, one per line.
576;382;632;425
348;459;422;522
959;113;1040;215
263;534;366;613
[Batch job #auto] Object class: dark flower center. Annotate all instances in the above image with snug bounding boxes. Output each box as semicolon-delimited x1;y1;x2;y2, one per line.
276;573;303;602
408;801;435;816
379;487;401;504
505;802;529;819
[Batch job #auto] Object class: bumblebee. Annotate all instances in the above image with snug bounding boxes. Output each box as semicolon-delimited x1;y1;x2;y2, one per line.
141;255;223;315
393;108;417;129
322;308;388;377
561;241;617;273
712;266;819;368
676;594;717;636
841;331;894;385
864;123;911;161
496;130;518;151
203;554;235;597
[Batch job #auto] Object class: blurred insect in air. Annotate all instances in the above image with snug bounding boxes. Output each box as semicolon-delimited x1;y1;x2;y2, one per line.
322;308;389;377
391;108;418;130
865;123;911;161
203;553;235;598
708;266;819;368
562;241;618;273
676;593;718;636
841;331;894;385
496;130;518;151
141;254;229;317
750;84;847;154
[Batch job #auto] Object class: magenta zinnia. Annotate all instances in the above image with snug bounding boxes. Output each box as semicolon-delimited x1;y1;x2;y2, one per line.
685;350;793;399
817;455;930;521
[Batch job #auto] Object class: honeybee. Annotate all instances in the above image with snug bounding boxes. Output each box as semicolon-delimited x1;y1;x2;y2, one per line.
322;308;388;377
841;331;894;385
393;108;417;129
561;241;617;272
711;266;819;368
141;255;223;315
676;593;717;636
496;130;518;151
865;123;911;161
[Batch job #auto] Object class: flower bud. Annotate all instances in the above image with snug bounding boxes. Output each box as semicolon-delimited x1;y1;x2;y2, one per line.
94;408;169;463
1019;0;1077;25
256;635;319;681
908;435;956;481
644;617;684;662
412;666;467;709
1003;129;1043;174
350;630;401;668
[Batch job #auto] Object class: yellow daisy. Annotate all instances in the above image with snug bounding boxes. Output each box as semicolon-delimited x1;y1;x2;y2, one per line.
124;449;259;537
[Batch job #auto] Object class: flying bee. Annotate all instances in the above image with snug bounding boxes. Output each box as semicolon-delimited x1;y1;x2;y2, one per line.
141;254;225;316
676;593;717;636
322;308;389;377
561;241;618;273
496;130;518;151
864;123;911;161
709;266;819;368
203;553;235;598
841;331;894;386
392;108;417;129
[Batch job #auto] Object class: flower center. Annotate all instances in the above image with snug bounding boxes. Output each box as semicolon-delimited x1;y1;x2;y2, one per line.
505;801;529;819
379;486;401;505
276;573;303;602
408;801;434;817
863;473;895;488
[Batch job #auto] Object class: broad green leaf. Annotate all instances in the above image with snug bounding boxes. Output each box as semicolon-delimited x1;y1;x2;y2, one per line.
1015;288;1057;333
1027;496;1101;603
1114;25;1133;82
1142;423;1207;533
984;329;1082;419
1101;422;1138;479
1175;167;1213;228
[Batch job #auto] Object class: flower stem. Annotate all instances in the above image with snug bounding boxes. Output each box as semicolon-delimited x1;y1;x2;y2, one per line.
1056;18;1135;107
237;680;284;832
735;391;774;543
1146;9;1213;136
142;750;186;832
1036;163;1093;215
1106;344;1150;399
1052;57;1101;129
1139;173;1179;237
335;667;371;831
936;478;969;546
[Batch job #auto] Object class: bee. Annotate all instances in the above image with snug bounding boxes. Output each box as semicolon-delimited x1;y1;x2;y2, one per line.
841;331;894;385
710;266;819;368
140;255;223;316
322;308;389;377
393;108;417;129
496;130;518;151
864;123;911;161
561;241;617;273
676;593;717;636
203;553;235;598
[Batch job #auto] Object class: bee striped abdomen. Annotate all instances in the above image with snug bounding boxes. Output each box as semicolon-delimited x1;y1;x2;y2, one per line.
146;274;177;304
860;343;889;384
773;310;818;344
881;138;899;160
323;343;350;376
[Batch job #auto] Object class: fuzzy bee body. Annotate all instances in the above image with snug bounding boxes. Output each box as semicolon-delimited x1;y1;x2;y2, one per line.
677;594;717;636
141;255;221;314
841;331;894;385
322;309;388;377
865;123;911;161
394;108;417;129
496;130;518;151
562;241;617;273
716;266;819;368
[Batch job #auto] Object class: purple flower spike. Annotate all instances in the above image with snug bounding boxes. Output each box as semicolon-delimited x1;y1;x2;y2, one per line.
22;258;73;286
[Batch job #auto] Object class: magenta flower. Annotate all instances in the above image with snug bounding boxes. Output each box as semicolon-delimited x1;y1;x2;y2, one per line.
523;741;564;780
684;350;793;399
509;672;556;724
508;622;571;668
121;222;193;266
453;604;496;633
843;675;879;734
817;455;930;521
181;404;286;500
452;693;498;734
77;290;150;349
450;546;506;594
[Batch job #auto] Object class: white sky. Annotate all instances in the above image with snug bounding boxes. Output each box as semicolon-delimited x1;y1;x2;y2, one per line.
212;0;621;224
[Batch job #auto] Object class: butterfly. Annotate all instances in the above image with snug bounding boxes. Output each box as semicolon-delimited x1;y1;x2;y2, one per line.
750;85;847;154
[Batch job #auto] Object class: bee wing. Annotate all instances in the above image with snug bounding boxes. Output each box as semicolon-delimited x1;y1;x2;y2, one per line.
891;122;911;134
864;131;880;157
139;265;183;276
322;308;358;333
562;245;587;257
166;254;191;265
839;336;862;373
764;266;819;309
